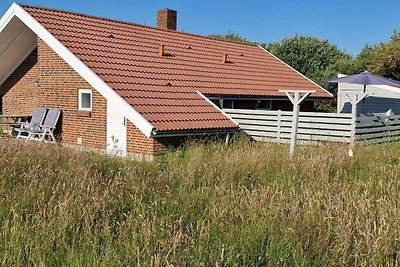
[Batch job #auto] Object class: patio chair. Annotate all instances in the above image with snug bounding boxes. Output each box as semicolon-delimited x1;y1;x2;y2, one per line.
15;107;47;139
26;108;61;143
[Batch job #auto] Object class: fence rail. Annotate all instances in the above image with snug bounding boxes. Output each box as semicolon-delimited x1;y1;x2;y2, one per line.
224;109;353;144
356;114;400;143
224;109;400;144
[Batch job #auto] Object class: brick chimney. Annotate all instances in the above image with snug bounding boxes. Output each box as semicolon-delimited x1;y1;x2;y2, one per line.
157;9;177;31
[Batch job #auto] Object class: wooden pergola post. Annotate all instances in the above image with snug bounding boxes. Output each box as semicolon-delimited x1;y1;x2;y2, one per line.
345;93;366;147
279;90;316;156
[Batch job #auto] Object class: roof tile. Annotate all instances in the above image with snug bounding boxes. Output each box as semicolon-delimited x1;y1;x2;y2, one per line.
22;5;330;133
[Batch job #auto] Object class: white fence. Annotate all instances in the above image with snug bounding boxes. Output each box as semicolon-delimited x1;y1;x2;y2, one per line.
356;114;400;143
224;109;400;144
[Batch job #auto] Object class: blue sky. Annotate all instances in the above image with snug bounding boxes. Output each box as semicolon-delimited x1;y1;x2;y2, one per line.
1;0;399;55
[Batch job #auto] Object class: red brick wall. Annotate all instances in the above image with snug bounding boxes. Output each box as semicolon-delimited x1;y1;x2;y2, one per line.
0;37;194;156
126;121;166;155
126;120;206;156
36;38;107;149
157;9;177;31
1;49;38;115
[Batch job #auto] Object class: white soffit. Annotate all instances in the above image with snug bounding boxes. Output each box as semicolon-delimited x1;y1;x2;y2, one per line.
0;16;37;85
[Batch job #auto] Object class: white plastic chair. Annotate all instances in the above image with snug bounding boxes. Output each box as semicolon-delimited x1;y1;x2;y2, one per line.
26;108;61;143
15;107;47;139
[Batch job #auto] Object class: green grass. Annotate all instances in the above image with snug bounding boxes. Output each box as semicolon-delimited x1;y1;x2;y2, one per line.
1;138;400;266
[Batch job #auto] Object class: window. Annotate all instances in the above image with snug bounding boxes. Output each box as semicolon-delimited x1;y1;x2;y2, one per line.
256;100;272;110
234;100;256;109
78;89;92;111
222;99;234;109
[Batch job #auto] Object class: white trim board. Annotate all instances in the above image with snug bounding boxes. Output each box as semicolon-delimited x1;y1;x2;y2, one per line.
0;3;154;137
197;91;239;126
0;4;16;33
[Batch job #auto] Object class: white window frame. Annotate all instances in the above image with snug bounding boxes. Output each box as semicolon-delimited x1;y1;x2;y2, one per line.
78;89;92;111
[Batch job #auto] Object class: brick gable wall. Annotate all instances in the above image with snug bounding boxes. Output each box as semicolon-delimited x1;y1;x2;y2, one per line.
37;38;107;149
1;37;181;156
126;121;202;156
1;49;38;115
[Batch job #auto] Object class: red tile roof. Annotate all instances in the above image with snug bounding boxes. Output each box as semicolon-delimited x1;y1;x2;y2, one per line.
22;5;331;133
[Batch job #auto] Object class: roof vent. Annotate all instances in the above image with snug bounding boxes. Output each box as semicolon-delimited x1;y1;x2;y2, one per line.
159;44;175;57
159;44;165;57
157;9;177;31
222;53;228;63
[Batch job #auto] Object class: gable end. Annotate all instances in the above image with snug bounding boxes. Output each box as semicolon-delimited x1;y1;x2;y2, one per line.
1;3;154;137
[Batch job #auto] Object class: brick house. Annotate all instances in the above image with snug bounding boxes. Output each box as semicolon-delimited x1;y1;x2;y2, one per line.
0;4;332;159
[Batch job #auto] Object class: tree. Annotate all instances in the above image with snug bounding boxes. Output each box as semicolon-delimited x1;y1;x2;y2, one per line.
390;30;400;41
316;56;362;112
368;31;400;80
320;45;374;94
354;44;374;71
267;35;352;87
208;32;256;45
322;57;361;92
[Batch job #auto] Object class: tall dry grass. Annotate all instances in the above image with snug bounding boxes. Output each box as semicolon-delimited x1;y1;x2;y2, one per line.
1;138;400;266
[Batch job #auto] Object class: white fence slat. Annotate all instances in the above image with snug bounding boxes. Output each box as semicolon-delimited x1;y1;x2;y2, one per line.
298;117;352;124
224;109;291;116
356;125;400;134
358;136;400;144
357;122;386;128
240;125;280;133
356;132;400;141
297;122;352;131
238;120;352;131
231;116;353;125
299;112;352;118
240;125;351;137
246;130;350;143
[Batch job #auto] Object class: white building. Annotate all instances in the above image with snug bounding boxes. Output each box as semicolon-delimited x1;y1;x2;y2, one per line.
337;74;400;115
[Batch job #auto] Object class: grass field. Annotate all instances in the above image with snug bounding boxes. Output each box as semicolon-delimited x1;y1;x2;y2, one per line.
1;138;400;266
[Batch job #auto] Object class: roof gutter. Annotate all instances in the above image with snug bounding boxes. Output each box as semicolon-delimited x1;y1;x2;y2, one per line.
150;127;238;138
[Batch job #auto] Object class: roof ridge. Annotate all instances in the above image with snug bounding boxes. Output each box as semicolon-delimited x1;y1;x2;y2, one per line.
19;3;258;48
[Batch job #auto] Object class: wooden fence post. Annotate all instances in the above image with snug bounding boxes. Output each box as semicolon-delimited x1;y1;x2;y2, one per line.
346;93;366;147
277;110;281;143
